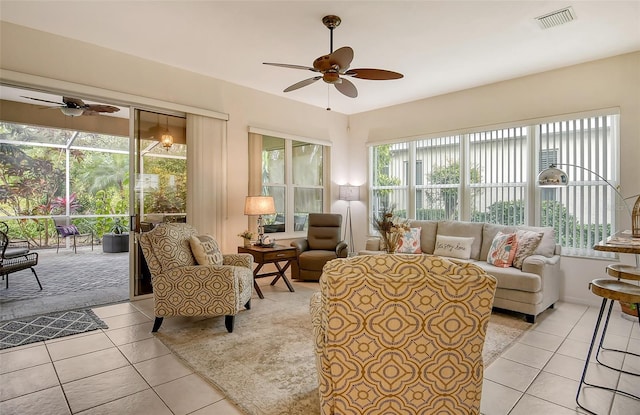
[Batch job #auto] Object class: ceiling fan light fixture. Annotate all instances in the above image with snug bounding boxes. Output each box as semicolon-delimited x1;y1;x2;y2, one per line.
323;72;342;84
60;107;84;117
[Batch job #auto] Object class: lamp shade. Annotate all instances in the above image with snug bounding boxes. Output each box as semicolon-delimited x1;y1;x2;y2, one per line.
244;196;276;216
339;185;360;201
537;165;568;187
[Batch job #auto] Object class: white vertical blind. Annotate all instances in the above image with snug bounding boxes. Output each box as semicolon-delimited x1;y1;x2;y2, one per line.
369;111;619;257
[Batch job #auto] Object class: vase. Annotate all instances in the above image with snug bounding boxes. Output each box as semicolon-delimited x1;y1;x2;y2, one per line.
383;232;401;254
243;239;251;248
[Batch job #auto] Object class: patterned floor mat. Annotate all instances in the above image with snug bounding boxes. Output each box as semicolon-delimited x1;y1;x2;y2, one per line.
0;309;108;349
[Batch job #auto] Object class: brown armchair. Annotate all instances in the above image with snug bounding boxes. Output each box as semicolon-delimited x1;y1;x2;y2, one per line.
290;213;347;281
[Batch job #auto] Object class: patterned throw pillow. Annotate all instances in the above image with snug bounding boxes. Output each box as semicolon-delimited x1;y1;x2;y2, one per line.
487;232;518;268
396;228;422;254
512;229;543;269
433;235;474;260
189;235;224;265
56;225;80;237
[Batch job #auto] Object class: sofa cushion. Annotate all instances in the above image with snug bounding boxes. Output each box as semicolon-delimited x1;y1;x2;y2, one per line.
436;221;484;260
513;230;543;269
434;235;474;260
408;220;438;254
519;226;556;257
474;262;542;293
299;250;338;271
486;232;518;268
56;224;80;237
396;228;422;253
189;234;224;265
480;223;517;260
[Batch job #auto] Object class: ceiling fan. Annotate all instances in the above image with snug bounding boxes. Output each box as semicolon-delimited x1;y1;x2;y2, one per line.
21;95;120;117
263;15;403;99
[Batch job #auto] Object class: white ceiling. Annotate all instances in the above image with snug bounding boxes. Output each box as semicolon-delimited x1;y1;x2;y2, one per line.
1;1;639;115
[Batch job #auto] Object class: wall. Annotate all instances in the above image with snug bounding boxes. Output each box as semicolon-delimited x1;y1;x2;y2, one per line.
2;21;639;306
349;51;640;306
0;22;350;253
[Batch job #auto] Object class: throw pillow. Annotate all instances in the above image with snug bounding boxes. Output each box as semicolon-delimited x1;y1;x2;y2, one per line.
487;232;518;268
189;234;224;265
396;227;422;254
56;224;79;237
512;230;543;269
433;235;474;260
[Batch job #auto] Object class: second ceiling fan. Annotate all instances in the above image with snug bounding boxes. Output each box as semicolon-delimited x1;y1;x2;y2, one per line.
263;15;403;99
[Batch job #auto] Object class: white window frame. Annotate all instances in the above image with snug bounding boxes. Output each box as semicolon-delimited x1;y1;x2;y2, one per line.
368;109;620;258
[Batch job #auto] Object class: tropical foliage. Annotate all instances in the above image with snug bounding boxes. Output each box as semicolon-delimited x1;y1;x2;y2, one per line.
0;122;186;247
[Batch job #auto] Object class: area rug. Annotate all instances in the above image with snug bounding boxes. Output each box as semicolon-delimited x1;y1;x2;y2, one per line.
156;287;531;415
0;309;109;349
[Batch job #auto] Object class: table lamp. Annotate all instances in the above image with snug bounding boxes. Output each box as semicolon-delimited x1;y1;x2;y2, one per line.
244;196;276;246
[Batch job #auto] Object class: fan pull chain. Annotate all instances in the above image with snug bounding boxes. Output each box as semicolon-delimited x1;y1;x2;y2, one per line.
326;86;331;111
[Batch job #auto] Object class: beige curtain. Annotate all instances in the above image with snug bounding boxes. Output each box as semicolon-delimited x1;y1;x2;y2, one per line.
186;114;226;238
248;132;262;196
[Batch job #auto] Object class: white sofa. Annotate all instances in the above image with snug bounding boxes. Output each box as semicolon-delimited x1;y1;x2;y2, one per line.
360;220;561;323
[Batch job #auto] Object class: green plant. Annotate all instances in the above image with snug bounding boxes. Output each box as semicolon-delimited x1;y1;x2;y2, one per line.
110;218;127;234
238;230;254;240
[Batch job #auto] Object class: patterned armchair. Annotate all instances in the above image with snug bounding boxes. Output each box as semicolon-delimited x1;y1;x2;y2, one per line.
310;254;497;415
139;223;253;333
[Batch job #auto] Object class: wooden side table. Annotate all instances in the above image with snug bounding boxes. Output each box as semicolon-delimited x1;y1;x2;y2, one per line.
237;245;297;299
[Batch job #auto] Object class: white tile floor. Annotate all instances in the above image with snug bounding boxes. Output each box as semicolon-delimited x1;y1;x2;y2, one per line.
1;279;639;415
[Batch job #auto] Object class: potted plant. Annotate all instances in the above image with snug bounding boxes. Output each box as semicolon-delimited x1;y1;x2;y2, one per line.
238;230;254;247
102;218;129;253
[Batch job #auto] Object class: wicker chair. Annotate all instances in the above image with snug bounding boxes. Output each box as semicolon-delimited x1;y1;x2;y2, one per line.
1;230;41;290
138;223;253;333
310;254;497;415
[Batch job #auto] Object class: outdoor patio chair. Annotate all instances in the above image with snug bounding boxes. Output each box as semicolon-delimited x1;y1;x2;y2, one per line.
0;221;30;249
1;230;41;290
52;216;94;254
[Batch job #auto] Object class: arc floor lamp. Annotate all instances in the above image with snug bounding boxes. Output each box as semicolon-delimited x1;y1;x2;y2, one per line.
537;163;640;239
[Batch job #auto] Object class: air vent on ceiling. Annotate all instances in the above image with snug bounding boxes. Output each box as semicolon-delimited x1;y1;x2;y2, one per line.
535;6;576;29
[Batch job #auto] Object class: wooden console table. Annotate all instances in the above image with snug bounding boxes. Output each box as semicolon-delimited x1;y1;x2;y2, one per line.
238;245;297;299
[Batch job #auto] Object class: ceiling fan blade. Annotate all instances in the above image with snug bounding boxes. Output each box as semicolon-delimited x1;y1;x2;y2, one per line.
284;76;322;92
344;68;404;80
21;96;65;105
63;97;86;108
330;46;354;70
334;77;358;98
86;104;120;114
263;62;318;72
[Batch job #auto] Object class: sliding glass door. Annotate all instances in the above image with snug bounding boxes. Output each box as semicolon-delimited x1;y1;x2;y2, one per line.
132;109;187;296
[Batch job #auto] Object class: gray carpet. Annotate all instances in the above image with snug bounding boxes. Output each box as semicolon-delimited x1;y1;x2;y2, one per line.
156;284;531;415
0;247;129;321
0;309;109;349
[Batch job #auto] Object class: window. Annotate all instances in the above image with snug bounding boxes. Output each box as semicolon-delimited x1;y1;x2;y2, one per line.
369;112;620;257
251;130;328;234
539;115;618;255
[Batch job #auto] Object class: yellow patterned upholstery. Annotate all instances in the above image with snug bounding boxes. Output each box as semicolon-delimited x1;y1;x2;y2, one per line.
139;223;253;333
310;254;497;415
